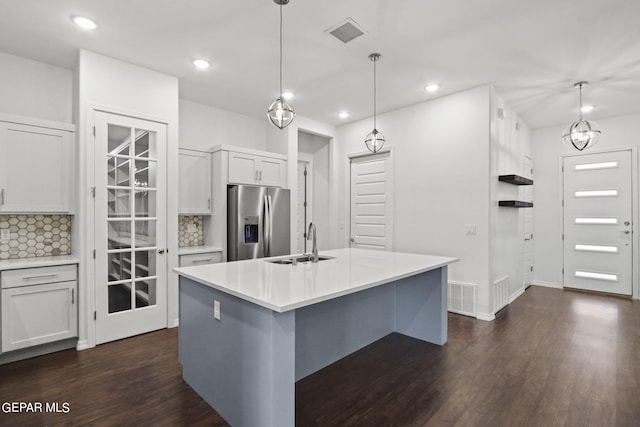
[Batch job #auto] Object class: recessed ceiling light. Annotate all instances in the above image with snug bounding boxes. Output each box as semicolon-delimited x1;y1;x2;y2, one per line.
192;59;211;70
338;111;350;119
282;92;295;101
581;104;595;113
425;83;441;93
72;15;98;31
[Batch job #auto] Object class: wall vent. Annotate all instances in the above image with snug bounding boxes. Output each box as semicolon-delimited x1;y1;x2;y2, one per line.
493;276;509;312
326;18;367;44
448;281;477;317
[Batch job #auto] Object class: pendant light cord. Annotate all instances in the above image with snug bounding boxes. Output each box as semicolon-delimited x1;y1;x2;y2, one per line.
373;57;377;129
578;82;583;121
279;4;283;99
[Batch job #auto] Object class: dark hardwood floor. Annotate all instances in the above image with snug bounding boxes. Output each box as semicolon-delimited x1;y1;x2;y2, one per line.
1;286;638;426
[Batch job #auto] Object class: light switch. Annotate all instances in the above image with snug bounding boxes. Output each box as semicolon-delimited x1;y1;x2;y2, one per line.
187;223;197;233
465;224;477;235
0;229;9;242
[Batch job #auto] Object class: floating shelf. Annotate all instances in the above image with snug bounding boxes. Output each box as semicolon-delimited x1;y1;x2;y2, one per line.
499;200;534;208
498;174;533;185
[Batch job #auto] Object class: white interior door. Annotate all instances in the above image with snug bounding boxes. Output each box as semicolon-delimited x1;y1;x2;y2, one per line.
350;151;393;250
563;150;633;295
523;156;534;287
94;111;168;344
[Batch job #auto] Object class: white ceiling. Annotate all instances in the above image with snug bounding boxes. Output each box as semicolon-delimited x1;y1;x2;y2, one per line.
0;0;638;129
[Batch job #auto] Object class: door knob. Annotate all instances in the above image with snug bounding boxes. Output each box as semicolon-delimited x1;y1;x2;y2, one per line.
157;249;166;254
350;237;355;243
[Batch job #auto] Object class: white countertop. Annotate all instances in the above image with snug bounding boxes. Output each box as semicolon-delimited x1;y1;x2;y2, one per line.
174;248;458;313
178;246;223;256
0;255;80;271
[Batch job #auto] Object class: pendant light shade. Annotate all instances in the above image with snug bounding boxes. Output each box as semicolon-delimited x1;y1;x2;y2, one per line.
267;0;295;129
365;53;385;153
561;81;601;151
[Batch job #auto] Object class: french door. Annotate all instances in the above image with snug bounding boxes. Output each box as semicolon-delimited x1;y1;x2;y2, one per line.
349;151;393;250
563;150;633;295
94;111;167;344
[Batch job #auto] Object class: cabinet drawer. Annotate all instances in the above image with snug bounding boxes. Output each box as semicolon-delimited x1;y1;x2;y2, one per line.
179;252;222;267
1;264;77;289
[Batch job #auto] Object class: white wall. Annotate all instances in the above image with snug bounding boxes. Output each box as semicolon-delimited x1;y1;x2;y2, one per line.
77;50;180;348
0;51;73;123
336;86;494;316
532;113;640;298
490;90;533;308
179;99;267;151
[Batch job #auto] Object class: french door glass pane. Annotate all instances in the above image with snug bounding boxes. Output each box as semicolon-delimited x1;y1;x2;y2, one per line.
108;251;132;282
135;189;156;218
108;220;131;249
108;284;132;313
135;279;156;308
108;124;131;155
135;220;156;248
107;156;130;187
108;188;130;218
135;250;156;277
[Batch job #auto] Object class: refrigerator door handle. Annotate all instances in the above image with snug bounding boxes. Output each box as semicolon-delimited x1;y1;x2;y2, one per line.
268;195;274;256
262;196;270;257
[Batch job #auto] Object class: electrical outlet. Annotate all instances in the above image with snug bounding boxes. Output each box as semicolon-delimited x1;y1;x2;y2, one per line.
465;224;477;235
214;300;221;320
187;223;197;233
0;229;9;242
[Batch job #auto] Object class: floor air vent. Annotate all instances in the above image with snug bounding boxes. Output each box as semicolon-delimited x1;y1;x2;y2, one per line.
448;281;477;317
326;18;367;44
493;276;509;312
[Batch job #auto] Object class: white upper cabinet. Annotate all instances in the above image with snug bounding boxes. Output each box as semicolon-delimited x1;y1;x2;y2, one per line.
228;151;286;187
179;148;212;214
0;117;75;213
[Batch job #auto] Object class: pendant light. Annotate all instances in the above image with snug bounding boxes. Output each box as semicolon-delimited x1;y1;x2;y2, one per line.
364;53;385;153
267;0;295;129
561;81;601;151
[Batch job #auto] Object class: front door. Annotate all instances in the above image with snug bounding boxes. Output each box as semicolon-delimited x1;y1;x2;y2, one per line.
563;150;633;295
94;111;168;344
350;151;393;250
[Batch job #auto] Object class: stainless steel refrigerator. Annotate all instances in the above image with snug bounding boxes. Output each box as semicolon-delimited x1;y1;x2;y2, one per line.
227;185;291;261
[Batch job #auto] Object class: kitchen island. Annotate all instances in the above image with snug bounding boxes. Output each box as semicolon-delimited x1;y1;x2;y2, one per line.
175;248;458;427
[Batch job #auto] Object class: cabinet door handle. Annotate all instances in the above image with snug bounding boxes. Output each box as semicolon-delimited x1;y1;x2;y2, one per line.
208;198;211;210
192;258;213;264
22;273;58;280
1;188;4;205
259;170;262;181
255;170;259;181
71;288;75;304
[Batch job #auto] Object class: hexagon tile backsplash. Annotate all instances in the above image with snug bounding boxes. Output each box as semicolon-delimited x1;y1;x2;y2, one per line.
0;214;72;260
178;215;204;247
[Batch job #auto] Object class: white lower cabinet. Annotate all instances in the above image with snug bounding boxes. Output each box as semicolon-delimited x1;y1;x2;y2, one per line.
179;251;222;267
1;264;78;352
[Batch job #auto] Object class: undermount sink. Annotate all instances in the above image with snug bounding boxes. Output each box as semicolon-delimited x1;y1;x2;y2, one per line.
267;255;335;265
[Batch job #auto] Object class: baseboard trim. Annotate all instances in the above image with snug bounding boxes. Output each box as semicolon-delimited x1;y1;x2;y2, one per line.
509;286;526;304
76;340;90;351
170;318;179;328
476;312;495;321
532;280;562;289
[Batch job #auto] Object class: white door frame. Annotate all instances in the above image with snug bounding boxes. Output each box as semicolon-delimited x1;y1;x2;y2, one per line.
346;147;394;250
558;147;639;299
297;153;314;253
79;104;174;349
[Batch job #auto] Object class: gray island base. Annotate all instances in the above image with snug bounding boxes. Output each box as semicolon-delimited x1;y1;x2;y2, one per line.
176;248;458;427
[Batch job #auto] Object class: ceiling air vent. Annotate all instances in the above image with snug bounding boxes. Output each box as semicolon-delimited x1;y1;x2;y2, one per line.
326;18;367;44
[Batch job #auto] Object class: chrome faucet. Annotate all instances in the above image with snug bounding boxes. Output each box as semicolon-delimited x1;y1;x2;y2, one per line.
307;222;319;263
